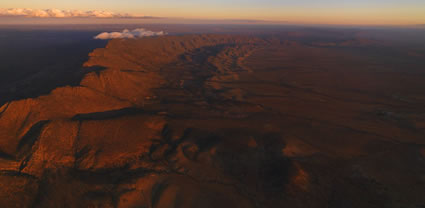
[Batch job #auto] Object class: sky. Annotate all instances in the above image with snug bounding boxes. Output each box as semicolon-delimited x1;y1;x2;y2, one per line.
1;0;425;25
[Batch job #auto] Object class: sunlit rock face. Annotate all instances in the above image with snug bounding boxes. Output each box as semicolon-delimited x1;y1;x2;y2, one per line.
0;33;424;207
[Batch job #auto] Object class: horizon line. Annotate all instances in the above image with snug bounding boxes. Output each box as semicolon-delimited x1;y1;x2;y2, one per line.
0;16;424;28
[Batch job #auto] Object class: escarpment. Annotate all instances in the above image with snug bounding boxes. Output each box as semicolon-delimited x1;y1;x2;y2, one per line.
0;34;272;208
0;35;259;156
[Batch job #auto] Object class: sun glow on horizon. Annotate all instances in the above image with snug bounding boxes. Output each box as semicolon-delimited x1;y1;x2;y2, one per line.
1;0;424;26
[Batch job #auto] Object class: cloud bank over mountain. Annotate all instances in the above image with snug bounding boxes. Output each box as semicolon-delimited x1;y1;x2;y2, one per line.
0;8;139;18
94;28;166;39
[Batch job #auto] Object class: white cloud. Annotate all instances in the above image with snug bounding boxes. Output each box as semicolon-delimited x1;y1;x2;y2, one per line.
94;28;166;40
0;8;139;18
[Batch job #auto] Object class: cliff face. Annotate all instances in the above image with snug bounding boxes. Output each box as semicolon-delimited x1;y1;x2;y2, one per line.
0;34;424;208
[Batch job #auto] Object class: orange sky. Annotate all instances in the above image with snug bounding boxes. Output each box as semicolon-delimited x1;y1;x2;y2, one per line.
1;0;425;25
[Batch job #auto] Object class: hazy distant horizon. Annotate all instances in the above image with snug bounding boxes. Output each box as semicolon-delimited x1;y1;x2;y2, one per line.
1;16;425;28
